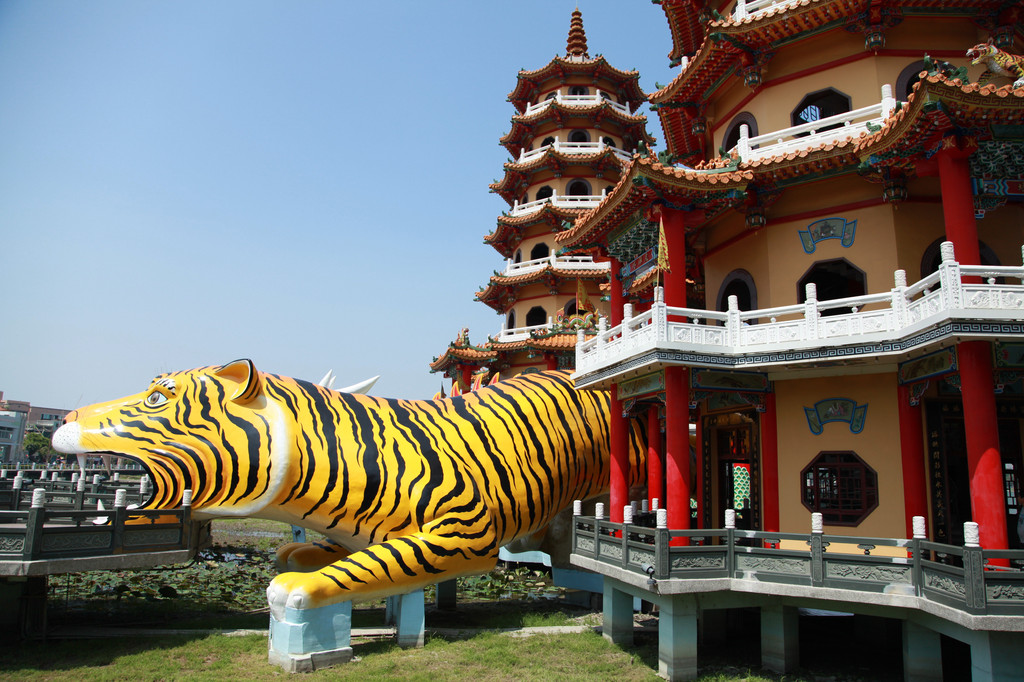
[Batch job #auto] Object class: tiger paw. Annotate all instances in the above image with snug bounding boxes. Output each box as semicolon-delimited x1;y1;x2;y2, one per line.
267;568;355;622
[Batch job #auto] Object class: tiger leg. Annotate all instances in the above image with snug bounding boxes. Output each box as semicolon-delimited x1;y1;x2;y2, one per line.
275;540;351;573
266;517;498;618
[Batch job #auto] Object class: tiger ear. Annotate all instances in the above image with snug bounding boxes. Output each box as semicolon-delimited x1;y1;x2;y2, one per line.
215;359;263;404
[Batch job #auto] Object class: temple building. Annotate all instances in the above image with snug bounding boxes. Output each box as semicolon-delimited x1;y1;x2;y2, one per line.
430;10;655;390
552;1;1023;680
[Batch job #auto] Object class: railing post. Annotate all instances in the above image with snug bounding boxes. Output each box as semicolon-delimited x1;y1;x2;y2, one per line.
737;124;751;161
113;488;128;552
727;295;742;347
182;489;193;549
12;474;23;511
891;269;908;330
810;512;825;587
725;509;737;577
654;286;668;344
622;504;633;570
804;283;820;340
553;135;560;152
963;521;985;612
911;515;926;596
655;508;670;578
75;475;86;511
938;241;963;309
622;304;633;340
594;502;604;552
735;0;748;19
23;489;47;560
881;83;895;117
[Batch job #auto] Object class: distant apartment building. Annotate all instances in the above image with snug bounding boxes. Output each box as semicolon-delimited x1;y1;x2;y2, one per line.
0;391;71;462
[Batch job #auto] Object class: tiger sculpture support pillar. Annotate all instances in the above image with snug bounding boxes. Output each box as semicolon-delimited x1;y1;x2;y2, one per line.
268;600;353;672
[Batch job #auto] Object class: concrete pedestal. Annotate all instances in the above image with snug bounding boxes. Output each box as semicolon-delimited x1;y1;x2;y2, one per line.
902;620;942;682
396;589;425;648
658;594;698;681
268;601;353;673
761;604;799;674
969;630;1024;682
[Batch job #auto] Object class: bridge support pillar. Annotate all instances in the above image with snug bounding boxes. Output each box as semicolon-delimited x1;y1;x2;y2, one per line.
658;593;698;681
761;604;799;673
602;579;633;646
969;630;1024;682
268;600;353;673
902;620;942;682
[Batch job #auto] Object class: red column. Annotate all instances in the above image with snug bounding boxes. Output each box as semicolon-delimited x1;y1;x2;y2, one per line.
761;392;780;533
897;384;928;539
648;405;663;509
608;257;629;524
936;145;1008;552
459;365;472;393
545;354;558;371
661;207;688;309
665;366;691;536
960;342;1008;552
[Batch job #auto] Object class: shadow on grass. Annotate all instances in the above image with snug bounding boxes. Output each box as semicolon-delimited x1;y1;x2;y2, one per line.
0;633;212;675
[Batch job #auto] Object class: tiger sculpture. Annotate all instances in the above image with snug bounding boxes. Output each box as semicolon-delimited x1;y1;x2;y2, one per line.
967;41;1024;90
51;359;646;618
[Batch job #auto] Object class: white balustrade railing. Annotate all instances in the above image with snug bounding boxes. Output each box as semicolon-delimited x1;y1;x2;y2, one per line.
575;242;1024;378
495;319;555;343
730;85;896;163
510;192;607;217
523;90;630;116
501;254;610;277
518;138;633;164
733;0;801;20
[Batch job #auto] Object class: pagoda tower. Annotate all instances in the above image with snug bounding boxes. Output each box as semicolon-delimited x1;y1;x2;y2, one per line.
431;9;654;390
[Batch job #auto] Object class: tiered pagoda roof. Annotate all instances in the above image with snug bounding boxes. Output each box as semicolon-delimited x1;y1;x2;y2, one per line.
649;0;1020;159
476;263;609;313
490;146;630;205
559;69;1024;283
500;102;654;158
485;205;579;259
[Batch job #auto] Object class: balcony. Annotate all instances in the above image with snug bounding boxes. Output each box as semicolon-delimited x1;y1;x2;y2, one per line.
727;85;896;164
517;138;634;165
500;254;610;278
492;321;555;344
523;90;630;117
575;242;1024;384
571;509;1024;620
509;192;607;217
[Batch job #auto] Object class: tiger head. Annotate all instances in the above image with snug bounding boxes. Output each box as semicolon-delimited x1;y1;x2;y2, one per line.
52;359;289;519
966;41;999;66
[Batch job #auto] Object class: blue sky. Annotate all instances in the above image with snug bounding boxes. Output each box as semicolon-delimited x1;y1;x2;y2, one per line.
1;1;674;409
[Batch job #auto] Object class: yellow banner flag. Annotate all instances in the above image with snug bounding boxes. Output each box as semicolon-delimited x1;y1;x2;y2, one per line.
657;216;671;273
576;277;594;313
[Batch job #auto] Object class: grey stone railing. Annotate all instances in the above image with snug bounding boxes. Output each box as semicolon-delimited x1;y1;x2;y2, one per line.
0;488;197;562
571;511;1024;617
0;472;149;511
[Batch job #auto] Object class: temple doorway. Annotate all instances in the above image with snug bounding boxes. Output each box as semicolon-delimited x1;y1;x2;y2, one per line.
702;410;760;530
925;400;1024;548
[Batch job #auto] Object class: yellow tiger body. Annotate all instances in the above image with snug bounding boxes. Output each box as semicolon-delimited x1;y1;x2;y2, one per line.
52;360;646;615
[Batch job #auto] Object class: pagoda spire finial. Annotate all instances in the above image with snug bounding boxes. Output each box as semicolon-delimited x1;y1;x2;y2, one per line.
566;8;589;58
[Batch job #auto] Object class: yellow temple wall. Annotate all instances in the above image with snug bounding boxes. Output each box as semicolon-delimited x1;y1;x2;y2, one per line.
773;372;907;539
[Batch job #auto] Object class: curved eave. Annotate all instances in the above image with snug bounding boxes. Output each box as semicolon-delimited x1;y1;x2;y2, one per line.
854;75;1024;170
500;104;655;155
430;346;498;373
507;56;647;113
662;0;712;62
485;205;582;258
489;148;630;203
557;155;752;249
487;334;583;353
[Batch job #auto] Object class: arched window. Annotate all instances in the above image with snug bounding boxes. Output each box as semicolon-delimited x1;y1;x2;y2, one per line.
722;112;758;154
564;300;578;316
716;270;757;312
602;136;615;148
567;179;591;196
530;242;550;260
569;86;589;96
599;91;611;101
520;194;528;205
541;136;555;148
920;238;1001;281
568;130;590;143
513;250;522;264
507;310;516;329
525;306;547;327
605;185;615;196
896;61;927;101
545;92;557;101
535;185;554;201
798;258;866;317
791;88;852;134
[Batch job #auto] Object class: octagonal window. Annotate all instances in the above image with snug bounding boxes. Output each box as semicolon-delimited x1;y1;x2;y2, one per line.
801;451;878;526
